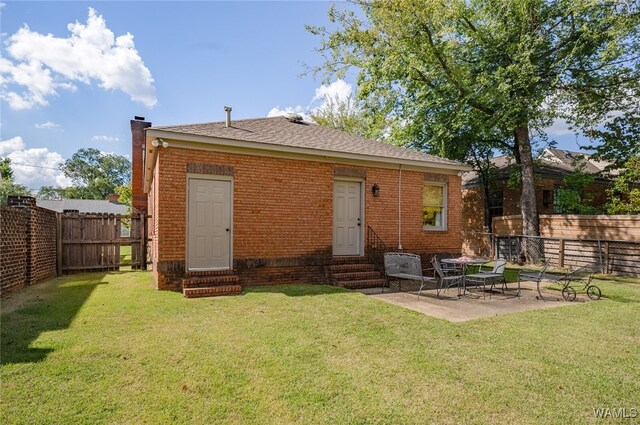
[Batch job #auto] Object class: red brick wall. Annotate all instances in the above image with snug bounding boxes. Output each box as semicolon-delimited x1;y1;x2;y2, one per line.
26;206;58;284
1;206;27;295
365;168;462;254
148;146;463;289
155;148;334;262
0;199;58;296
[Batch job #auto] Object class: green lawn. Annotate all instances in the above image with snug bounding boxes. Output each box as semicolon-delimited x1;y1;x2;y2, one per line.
2;272;639;424
119;245;131;266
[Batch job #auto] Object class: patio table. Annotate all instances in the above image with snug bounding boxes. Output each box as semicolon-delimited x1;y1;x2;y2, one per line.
441;257;490;296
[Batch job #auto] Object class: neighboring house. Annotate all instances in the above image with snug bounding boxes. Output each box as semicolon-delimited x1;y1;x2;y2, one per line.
130;113;470;296
36;195;128;215
462;148;613;253
37;195;131;237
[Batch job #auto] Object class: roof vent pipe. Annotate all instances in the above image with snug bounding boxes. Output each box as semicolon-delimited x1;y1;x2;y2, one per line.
224;106;232;127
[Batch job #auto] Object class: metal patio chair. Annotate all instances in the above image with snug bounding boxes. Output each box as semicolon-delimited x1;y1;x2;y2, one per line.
465;259;509;298
432;257;465;297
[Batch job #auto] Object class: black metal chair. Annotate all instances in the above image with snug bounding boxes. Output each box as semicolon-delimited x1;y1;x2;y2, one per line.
432;257;464;297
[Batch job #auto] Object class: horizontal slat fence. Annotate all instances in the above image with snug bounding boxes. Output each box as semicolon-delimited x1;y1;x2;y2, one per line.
487;214;640;277
492;235;640;277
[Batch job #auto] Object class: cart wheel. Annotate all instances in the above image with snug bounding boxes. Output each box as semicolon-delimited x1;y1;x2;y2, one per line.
587;285;602;300
562;286;577;301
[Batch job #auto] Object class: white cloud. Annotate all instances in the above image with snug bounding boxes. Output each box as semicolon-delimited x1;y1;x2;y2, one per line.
0;8;156;110
545;118;576;136
267;105;312;122
1;136;71;188
7;148;72;188
91;135;120;143
0;136;26;154
35;121;60;129
267;79;354;121
312;79;353;107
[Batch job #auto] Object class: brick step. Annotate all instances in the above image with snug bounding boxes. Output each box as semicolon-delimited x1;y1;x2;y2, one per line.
327;263;376;273
185;269;236;278
183;275;240;288
338;279;386;289
331;271;382;281
331;256;368;264
183;285;242;298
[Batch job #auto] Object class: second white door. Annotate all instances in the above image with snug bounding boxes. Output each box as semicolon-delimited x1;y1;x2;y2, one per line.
333;181;362;256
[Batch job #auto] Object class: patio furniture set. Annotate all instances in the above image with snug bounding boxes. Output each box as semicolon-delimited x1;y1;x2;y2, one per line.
383;253;514;299
383;253;602;301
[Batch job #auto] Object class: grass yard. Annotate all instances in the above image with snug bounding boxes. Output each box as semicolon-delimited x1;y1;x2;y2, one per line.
119;245;132;266
1;272;639;424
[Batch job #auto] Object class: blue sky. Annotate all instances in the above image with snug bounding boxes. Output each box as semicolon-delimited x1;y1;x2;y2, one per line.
1;1;583;191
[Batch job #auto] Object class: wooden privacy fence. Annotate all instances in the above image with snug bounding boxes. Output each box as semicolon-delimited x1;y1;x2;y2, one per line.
494;235;640;276
487;214;640;277
59;212;146;273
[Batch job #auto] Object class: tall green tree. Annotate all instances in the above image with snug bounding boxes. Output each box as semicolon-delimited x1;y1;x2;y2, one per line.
554;158;599;214
581;106;639;214
605;156;640;215
583;108;640;171
1;157;13;180
309;0;639;260
58;148;131;199
311;94;388;140
1;158;31;205
36;149;131;200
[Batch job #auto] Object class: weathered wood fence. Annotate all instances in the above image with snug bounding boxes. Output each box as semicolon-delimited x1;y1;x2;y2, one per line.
59;212;146;273
494;235;640;276
488;214;640;277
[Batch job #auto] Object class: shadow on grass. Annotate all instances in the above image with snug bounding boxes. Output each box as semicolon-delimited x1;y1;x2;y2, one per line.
1;274;107;365
243;284;349;297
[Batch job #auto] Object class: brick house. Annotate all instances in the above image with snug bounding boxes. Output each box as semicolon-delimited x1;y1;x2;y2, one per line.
462;148;613;255
131;112;470;297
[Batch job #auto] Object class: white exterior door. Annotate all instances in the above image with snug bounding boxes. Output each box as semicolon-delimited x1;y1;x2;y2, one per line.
333;181;362;256
187;178;232;270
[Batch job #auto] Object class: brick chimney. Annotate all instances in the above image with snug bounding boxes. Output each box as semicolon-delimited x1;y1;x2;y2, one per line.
107;193;120;203
131;116;151;214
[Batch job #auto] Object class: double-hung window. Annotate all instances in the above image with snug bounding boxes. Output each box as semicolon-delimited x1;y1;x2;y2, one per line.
423;183;447;230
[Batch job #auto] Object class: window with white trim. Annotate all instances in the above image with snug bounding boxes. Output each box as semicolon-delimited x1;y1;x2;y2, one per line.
423;182;447;230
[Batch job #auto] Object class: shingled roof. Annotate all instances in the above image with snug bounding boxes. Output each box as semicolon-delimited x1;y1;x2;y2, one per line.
148;116;469;171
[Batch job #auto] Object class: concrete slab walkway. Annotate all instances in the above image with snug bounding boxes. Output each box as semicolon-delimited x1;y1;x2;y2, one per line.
357;281;591;322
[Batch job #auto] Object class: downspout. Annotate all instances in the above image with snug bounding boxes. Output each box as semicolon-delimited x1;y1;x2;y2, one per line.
398;164;403;250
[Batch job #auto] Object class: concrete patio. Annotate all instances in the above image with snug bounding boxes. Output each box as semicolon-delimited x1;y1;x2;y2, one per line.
357;281;592;322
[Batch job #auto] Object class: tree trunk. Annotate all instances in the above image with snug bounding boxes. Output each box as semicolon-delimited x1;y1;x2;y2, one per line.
514;125;541;263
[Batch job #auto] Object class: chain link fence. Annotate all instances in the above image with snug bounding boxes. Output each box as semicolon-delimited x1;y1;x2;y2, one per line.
463;231;640;277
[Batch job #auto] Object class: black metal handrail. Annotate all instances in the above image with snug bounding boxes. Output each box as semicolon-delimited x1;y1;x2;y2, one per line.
366;225;388;273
